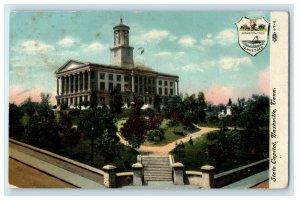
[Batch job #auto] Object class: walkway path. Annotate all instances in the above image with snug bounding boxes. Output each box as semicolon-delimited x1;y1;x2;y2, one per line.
117;125;218;156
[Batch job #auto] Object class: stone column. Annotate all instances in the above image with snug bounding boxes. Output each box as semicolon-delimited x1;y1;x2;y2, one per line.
102;165;117;188
131;72;135;93
68;75;71;94
64;76;67;95
73;74;76;93
176;80;179;95
173;162;184;185
57;78;59;95
88;71;91;91
132;163;143;186
83;71;86;91
78;72;81;92
59;77;62;95
200;165;215;188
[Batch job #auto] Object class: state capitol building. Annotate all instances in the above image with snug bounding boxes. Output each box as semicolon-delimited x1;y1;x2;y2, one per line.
55;18;179;107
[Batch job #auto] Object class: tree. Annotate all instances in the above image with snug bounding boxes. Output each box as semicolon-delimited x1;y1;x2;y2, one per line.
63;127;81;157
9;103;24;137
121;96;147;148
238;94;269;157
20;98;36;117
195;92;206;122
153;94;162;112
109;86;123;115
90;90;98;110
147;114;163;130
78;107;119;166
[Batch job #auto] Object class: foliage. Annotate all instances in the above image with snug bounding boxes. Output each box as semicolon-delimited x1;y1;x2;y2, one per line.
143;107;155;117
20;98;36;117
174;131;185;136
90;90;98;110
167;119;179;127
9;103;24;137
153;94;162;112
109;86;123;115
77;105;120;166
121;96;147;148
147;129;164;141
147;114;163;130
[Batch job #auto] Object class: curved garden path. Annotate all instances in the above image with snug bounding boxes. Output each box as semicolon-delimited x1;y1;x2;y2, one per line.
117;125;219;156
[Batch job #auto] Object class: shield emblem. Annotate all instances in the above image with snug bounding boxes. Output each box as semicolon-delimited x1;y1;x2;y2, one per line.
236;17;270;56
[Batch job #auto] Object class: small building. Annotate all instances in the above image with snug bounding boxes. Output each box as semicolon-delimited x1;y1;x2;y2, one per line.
55;18;179;107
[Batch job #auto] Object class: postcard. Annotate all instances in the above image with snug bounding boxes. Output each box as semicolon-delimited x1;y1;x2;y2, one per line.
8;10;289;189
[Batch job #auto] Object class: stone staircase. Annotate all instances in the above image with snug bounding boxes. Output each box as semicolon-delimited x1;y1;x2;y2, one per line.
141;155;173;181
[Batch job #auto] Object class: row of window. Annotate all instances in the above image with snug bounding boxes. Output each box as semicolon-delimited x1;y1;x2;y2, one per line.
134;77;156;85
99;82;128;92
99;73;129;82
158;88;174;96
158;80;174;87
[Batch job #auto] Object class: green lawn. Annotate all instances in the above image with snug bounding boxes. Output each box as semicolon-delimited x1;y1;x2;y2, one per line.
172;129;269;173
143;119;199;146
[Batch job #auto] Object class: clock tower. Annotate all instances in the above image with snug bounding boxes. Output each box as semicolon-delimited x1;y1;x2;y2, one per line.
110;18;134;67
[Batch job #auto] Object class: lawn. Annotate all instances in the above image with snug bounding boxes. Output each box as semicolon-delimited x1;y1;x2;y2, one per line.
171;129;269;173
143;119;199;146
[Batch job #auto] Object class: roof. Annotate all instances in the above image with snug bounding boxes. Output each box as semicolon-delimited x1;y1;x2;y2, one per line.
55;59;179;79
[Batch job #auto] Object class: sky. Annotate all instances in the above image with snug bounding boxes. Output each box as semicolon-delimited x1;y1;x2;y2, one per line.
9;11;270;105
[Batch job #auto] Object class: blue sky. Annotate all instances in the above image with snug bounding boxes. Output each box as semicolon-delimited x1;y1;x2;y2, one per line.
9;11;270;105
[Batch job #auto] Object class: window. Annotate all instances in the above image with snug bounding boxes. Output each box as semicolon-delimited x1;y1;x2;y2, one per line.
170;89;173;95
100;73;105;79
100;82;105;91
109;74;113;81
100;97;105;102
124;76;129;82
159;88;162;95
109;83;113;91
165;88;168;95
170;81;173;87
117;75;121;82
117;83;121;90
149;97;152;105
91;71;95;79
135;77;138;83
152;79;155;85
152;87;155;93
148;79;151;84
159;80;162;86
164;81;168;86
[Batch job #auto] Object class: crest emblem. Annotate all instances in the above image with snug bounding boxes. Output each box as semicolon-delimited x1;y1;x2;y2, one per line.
236;17;270;56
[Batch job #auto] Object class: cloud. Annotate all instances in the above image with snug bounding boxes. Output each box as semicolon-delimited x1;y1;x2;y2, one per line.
218;57;252;71
182;64;204;73
215;29;237;46
133;29;170;45
169;36;178;42
85;42;105;52
178;35;196;47
18;40;54;55
57;36;76;47
175;51;185;57
258;68;269;94
201;33;215;46
155;51;185;57
155;51;172;57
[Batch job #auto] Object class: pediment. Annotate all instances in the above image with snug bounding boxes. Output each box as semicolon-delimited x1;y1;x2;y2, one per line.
56;60;88;73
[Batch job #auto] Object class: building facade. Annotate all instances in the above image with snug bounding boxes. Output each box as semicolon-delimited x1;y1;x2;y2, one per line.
55;18;179;107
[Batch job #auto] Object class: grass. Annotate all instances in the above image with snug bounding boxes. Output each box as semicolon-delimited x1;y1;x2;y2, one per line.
143;119;199;146
172;129;269;173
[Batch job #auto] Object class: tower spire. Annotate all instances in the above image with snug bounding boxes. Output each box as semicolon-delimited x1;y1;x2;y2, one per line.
120;16;123;24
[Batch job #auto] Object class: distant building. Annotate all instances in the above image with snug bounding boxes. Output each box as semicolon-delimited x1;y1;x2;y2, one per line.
55;18;179;107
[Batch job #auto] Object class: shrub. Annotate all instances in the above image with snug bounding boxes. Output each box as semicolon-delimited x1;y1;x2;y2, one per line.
167;119;179;127
206;131;219;141
69;108;81;117
144;108;155;117
174;131;185;136
147;129;164;141
147;114;163;130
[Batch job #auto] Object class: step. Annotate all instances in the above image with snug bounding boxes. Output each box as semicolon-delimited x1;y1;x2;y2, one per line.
144;176;173;181
144;167;172;171
144;172;172;175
